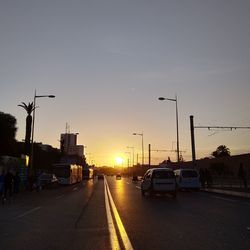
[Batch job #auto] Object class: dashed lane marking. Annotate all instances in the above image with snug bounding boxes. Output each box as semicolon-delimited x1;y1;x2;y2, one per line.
15;206;41;219
56;194;64;199
212;196;236;202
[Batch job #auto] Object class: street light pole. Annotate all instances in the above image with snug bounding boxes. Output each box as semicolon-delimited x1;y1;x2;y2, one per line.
127;146;135;167
125;151;131;167
30;90;55;176
158;95;180;163
133;132;144;165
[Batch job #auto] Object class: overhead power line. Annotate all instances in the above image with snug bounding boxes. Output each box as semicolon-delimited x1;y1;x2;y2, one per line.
194;126;250;130
151;149;186;153
190;115;250;167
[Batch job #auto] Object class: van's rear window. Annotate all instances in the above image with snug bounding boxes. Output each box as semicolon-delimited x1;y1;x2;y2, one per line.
154;171;175;179
182;170;198;178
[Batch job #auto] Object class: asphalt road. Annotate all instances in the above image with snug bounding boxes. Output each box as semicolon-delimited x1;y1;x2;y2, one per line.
0;177;250;250
107;176;250;250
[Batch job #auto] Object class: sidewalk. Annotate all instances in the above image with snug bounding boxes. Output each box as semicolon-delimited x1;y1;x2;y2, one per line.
1;184;64;206
202;186;250;199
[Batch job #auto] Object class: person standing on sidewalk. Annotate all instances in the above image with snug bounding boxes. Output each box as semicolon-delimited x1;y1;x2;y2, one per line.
205;168;213;187
0;170;5;199
238;163;248;189
3;170;14;201
199;168;206;188
13;172;20;194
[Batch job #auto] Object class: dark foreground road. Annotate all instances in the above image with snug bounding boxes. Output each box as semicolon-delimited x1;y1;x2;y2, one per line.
107;176;250;250
0;177;250;250
0;180;109;250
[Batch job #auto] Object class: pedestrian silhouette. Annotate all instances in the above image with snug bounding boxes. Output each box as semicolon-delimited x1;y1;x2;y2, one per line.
205;168;212;187
238;163;247;189
13;172;20;194
199;168;205;188
0;170;5;200
4;170;14;201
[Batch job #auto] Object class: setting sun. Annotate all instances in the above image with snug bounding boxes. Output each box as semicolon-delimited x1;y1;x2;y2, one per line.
114;156;124;165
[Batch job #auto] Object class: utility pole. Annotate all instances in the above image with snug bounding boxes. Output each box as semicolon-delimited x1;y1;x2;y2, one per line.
190;115;196;166
190;115;250;167
148;144;151;166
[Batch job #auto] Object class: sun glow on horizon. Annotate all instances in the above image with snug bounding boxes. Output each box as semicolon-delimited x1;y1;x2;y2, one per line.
114;156;124;166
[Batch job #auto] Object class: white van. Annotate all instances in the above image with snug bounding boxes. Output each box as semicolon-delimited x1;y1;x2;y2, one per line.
141;168;177;198
174;169;201;190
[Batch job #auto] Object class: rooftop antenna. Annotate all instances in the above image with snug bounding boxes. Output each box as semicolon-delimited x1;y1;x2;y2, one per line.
66;122;70;134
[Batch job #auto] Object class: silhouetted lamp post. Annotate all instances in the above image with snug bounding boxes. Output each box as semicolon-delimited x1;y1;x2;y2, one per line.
125;151;131;167
158;95;180;163
133;132;144;165
30;90;55;175
127;146;135;167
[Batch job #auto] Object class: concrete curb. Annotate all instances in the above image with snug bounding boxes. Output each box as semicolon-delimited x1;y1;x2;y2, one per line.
202;188;250;199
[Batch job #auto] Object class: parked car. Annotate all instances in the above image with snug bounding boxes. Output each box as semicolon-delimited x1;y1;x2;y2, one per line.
116;174;122;180
141;168;177;198
132;175;139;181
39;173;58;188
174;169;201;190
97;174;104;180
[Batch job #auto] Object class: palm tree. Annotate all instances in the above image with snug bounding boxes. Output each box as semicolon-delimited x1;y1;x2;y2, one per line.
212;145;231;158
18;102;35;155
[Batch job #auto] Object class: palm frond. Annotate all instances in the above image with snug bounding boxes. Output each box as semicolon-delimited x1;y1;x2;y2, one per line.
18;102;28;110
18;102;34;114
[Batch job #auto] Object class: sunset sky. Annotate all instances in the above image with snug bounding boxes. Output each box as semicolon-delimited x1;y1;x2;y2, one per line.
1;0;250;166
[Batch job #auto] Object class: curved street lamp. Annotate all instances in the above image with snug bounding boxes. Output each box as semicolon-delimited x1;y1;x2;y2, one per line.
125;151;131;167
133;132;144;165
30;90;55;176
158;95;180;163
127;146;135;167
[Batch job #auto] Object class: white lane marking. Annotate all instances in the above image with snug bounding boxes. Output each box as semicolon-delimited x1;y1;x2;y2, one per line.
15;206;41;219
56;194;64;199
212;196;236;202
73;187;78;191
104;179;120;250
135;186;141;190
247;227;250;230
105;177;134;250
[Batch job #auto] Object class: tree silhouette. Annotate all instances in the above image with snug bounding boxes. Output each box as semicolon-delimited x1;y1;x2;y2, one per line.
212;145;231;158
18;102;35;155
0;111;17;156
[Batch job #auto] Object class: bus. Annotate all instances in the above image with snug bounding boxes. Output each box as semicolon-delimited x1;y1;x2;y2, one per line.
82;167;94;180
53;164;82;185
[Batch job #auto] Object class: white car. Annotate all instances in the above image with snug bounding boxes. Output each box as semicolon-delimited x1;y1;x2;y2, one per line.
141;168;177;198
174;169;201;190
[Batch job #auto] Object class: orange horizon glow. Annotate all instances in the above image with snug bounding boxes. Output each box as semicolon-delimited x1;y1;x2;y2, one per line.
114;156;125;166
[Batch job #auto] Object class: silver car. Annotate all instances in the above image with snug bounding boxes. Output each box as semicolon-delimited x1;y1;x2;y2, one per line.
174;169;201;190
141;168;177;198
